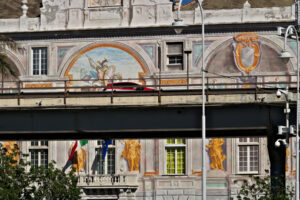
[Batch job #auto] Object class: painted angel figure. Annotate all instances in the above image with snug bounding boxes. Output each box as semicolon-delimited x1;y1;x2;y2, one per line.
86;55;122;86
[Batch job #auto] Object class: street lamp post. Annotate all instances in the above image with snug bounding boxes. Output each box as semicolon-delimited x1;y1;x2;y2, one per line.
278;25;299;200
172;1;206;199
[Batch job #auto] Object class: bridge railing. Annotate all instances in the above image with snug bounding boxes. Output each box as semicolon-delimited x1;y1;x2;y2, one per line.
0;74;295;104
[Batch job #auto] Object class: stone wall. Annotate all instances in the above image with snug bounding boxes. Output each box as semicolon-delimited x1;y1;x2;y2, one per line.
0;1;295;33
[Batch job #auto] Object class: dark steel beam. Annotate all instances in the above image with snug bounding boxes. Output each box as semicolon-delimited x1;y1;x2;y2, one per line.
0;104;293;140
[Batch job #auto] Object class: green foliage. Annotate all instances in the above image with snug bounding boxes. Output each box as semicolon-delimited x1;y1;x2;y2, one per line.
0;144;81;200
231;175;294;200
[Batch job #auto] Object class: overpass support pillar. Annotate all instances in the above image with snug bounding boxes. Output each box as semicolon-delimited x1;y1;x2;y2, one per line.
267;129;286;199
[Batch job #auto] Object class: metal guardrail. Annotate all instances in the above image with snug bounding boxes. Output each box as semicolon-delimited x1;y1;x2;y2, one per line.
0;74;296;105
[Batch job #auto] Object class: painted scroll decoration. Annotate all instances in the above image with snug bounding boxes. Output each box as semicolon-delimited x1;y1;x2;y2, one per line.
206;138;226;170
122;140;141;171
233;33;261;75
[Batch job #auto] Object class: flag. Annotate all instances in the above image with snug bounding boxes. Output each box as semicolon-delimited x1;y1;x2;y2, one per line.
182;0;195;5
67;140;88;161
180;0;197;10
63;140;88;172
102;140;112;159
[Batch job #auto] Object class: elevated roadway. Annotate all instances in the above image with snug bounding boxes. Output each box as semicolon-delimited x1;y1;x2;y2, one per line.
0;88;295;140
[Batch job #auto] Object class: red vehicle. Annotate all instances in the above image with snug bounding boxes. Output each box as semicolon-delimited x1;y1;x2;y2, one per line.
103;82;155;91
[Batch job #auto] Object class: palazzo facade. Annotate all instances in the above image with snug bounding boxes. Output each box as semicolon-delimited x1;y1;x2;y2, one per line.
0;0;298;199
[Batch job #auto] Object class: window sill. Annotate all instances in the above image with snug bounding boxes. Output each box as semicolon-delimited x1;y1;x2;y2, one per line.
236;172;259;175
162;174;187;176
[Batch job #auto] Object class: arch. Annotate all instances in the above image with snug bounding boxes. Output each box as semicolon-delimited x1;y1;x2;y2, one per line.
62;42;151;82
5;50;25;77
203;34;294;75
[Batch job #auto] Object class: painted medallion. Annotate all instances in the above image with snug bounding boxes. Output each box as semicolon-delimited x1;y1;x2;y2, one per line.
233;33;261;74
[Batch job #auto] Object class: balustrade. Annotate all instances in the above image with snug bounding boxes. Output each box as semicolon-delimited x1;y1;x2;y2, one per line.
77;174;138;187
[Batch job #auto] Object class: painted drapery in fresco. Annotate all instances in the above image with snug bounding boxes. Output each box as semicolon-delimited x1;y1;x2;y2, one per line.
122;140;141;171
3;141;20;166
206;138;226;170
70;143;87;172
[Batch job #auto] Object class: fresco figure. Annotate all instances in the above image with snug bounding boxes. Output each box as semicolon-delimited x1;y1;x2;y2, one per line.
70;143;87;172
206;138;226;170
122;140;141;171
3;141;20;166
86;55;122;86
286;149;290;171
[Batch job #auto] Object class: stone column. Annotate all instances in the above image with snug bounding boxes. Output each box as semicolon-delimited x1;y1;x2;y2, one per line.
144;139;157;176
67;0;84;29
20;0;28;31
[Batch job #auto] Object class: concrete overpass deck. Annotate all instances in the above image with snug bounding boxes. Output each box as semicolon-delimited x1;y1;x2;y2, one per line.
0;87;295;140
0;88;296;108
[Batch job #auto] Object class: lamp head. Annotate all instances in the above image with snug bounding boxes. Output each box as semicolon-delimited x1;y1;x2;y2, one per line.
275;140;281;147
279;50;293;63
276;89;282;98
172;18;186;34
277;27;285;36
275;139;289;148
279;50;293;59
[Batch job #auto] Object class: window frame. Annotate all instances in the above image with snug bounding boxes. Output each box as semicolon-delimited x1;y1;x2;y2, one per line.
95;140;116;175
164;139;186;175
29;140;49;168
236;138;260;174
31;47;48;76
166;42;184;70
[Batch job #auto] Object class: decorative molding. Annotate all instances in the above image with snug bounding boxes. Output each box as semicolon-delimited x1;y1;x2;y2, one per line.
24;83;53;88
89;0;121;7
160;79;187;85
144;171;159;177
192;170;202;176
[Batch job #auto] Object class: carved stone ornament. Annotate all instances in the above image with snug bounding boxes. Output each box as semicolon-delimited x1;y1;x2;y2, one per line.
122;140;141;171
89;0;121;7
206;138;226;170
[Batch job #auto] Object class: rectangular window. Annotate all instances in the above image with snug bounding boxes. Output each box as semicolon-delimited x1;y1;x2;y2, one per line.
165;139;186;175
95;140;115;174
167;42;183;70
29;140;48;168
32;47;47;75
237;138;259;174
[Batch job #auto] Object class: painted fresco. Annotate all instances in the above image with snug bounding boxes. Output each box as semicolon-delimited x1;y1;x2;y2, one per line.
206;33;291;89
64;44;145;90
89;0;121;7
233;33;261;75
